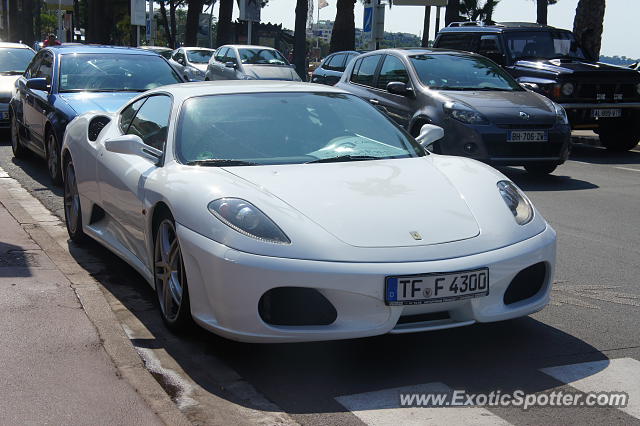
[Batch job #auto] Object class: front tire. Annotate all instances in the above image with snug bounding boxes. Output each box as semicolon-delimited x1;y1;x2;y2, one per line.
10;112;27;158
599;123;640;152
63;159;87;243
154;213;193;332
524;163;558;175
46;130;62;185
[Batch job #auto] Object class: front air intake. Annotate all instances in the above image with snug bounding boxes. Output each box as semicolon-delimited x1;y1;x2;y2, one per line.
258;287;337;326
503;262;547;305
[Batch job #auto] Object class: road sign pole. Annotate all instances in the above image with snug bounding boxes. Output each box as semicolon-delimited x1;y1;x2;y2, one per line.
247;20;252;45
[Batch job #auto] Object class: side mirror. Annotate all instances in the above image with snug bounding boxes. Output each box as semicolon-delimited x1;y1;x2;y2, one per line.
416;124;444;150
225;61;237;69
26;78;49;91
520;82;539;91
387;81;414;97
104;134;162;163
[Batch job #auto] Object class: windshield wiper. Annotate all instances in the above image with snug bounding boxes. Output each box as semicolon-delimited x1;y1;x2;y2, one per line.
305;155;381;164
186;159;257;166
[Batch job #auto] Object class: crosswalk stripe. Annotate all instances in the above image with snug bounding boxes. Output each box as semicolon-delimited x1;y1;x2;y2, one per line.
335;382;511;426
540;357;640;419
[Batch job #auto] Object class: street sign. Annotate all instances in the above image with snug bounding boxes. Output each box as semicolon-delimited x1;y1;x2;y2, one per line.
131;0;146;26
363;6;373;33
392;0;447;5
146;19;151;40
239;0;260;22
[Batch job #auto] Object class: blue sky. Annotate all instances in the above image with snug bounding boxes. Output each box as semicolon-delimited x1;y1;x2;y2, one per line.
221;0;639;59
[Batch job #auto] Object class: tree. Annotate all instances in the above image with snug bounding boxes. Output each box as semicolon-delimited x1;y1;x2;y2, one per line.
293;0;308;81
86;0;113;43
185;0;204;45
329;0;356;53
573;0;605;60
459;0;500;22
445;0;460;26
216;0;233;46
421;6;431;47
536;0;558;26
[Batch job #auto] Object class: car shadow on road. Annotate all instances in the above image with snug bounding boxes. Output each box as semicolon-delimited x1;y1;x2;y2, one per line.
498;167;599;192
64;237;612;421
9;155;63;198
570;143;640;165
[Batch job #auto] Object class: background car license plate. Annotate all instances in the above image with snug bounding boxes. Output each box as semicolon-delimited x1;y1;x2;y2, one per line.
0;112;8;120
508;130;548;142
592;108;621;118
385;268;489;305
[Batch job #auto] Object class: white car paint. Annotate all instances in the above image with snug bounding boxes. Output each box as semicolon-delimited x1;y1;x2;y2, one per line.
62;81;557;343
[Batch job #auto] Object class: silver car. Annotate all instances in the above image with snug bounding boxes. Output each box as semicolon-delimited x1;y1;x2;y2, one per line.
169;47;215;81
205;45;301;81
336;48;571;175
0;42;35;128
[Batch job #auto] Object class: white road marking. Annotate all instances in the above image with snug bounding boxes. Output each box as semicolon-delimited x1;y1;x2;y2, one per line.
615;166;640;173
541;358;640;419
335;383;511;426
568;160;593;166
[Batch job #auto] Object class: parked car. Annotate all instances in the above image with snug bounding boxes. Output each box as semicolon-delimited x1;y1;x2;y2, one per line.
10;45;183;185
311;50;362;85
61;81;556;342
0;42;35;129
336;48;571;175
205;45;301;81
434;22;640;152
169;47;215;81
138;45;173;60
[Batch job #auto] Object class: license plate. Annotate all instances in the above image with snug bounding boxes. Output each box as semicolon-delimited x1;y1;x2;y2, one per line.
385;268;489;305
0;112;8;120
507;130;548;142
592;108;621;118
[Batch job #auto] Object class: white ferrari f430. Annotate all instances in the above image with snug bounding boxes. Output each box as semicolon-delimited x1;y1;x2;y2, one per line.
61;81;556;343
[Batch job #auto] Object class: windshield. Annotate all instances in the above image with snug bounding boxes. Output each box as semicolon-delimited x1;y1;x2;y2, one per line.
59;53;182;92
0;48;34;74
176;92;425;165
410;54;522;91
239;48;289;66
186;49;213;64
504;30;588;61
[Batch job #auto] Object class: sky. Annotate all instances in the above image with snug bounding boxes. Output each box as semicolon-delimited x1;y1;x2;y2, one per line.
215;0;640;59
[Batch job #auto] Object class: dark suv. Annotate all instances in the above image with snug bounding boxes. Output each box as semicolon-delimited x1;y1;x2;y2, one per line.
434;22;640;151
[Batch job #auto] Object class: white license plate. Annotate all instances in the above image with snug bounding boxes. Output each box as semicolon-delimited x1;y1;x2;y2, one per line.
385;268;489;305
592;108;621;118
507;130;548;142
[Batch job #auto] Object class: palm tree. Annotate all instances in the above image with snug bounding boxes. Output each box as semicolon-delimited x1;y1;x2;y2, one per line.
293;0;308;80
536;0;558;25
445;0;461;26
216;0;233;46
459;0;500;22
421;6;431;47
573;0;605;60
185;0;205;46
329;0;356;53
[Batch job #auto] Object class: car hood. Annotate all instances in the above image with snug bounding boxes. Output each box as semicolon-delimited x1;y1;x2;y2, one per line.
441;90;556;125
0;74;20;97
514;59;640;81
58;92;140;115
223;157;480;248
243;65;300;81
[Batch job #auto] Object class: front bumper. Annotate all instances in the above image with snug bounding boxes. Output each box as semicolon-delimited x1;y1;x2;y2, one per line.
439;119;571;166
560;102;640;129
178;224;557;343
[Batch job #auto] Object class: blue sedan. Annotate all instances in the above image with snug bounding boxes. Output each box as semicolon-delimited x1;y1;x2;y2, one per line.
9;45;183;184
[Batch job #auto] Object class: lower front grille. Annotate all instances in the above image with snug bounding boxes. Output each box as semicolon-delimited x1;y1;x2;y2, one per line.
258;287;337;326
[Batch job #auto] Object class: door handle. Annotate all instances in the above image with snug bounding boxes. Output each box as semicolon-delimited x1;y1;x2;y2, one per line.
369;99;380;105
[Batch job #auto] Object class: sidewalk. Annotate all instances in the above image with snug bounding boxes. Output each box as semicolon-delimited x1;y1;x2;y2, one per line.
0;169;188;425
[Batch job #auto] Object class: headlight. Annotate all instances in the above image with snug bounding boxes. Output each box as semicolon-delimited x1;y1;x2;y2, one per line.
561;82;574;96
540;96;569;125
208;198;290;244
444;101;489;125
497;181;533;225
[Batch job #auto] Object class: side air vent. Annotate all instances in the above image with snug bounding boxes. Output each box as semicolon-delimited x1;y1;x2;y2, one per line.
88;116;111;141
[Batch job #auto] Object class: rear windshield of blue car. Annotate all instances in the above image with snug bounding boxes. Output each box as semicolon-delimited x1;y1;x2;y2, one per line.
59;53;182;92
0;48;35;74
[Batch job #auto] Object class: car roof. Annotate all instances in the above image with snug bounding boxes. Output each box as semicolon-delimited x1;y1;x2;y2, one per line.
44;44;160;56
181;46;215;51
359;47;478;57
223;44;279;50
0;42;34;50
139;45;172;51
439;21;570;34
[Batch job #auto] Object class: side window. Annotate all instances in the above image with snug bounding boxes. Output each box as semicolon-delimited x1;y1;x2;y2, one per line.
126;95;172;151
345;53;359;69
350;55;381;87
25;53;43;78
326;54;346;71
119;98;147;133
349;58;362;83
226;48;238;64
214;47;228;62
436;34;474;51
322;54;336;70
34;52;53;84
377;55;409;90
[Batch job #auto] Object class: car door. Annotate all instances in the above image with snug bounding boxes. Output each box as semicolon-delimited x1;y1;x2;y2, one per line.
325;53;347;86
97;94;172;268
170;49;186;77
223;48;241;80
17;52;42;146
374;54;415;128
345;54;384;111
208;47;228;80
26;50;54;149
311;54;331;84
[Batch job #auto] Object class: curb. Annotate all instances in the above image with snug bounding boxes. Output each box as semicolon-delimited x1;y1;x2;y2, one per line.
0;168;191;426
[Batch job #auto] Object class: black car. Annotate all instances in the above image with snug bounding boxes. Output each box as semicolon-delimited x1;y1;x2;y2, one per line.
311;51;362;85
434;22;640;151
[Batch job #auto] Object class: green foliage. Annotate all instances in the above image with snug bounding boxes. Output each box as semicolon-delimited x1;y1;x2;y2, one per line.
459;0;500;22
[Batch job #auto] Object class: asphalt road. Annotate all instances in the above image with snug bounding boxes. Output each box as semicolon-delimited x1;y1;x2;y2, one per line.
1;134;639;426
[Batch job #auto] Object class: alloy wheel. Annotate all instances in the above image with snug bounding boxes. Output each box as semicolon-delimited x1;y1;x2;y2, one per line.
64;162;80;235
154;219;185;322
47;133;59;180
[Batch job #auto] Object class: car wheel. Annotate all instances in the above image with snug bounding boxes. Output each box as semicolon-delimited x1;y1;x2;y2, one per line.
10;113;27;158
63;159;86;243
599;124;640;152
46;130;62;185
154;213;193;332
524;163;558;175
